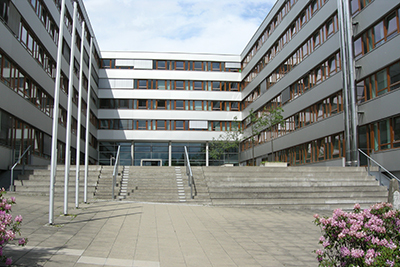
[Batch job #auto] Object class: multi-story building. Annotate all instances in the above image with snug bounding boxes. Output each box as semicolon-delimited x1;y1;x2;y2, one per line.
1;0;399;176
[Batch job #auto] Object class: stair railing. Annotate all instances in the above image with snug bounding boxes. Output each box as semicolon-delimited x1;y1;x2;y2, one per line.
358;149;400;185
10;145;31;191
184;146;196;199
112;145;121;200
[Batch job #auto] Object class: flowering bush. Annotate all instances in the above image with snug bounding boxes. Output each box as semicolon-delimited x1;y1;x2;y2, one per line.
314;203;400;266
0;189;27;266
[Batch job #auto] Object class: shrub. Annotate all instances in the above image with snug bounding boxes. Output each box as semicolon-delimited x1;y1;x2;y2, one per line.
314;203;400;266
0;189;27;266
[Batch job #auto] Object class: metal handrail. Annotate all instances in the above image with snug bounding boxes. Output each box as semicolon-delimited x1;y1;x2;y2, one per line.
10;145;31;191
112;146;121;200
358;149;400;184
184;146;195;199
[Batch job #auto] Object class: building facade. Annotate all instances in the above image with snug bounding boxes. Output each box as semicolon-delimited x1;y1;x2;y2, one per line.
1;0;400;175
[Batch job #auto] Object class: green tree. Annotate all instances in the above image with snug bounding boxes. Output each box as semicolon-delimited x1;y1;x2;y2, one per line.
246;107;284;166
209;117;242;165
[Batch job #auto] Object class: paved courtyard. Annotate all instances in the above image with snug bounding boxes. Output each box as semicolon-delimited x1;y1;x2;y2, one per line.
2;193;331;266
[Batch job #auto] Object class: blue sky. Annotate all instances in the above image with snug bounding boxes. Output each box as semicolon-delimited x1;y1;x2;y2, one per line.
82;0;275;54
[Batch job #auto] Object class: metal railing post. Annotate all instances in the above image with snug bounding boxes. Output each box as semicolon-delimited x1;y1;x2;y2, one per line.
112;146;121;200
10;145;31;192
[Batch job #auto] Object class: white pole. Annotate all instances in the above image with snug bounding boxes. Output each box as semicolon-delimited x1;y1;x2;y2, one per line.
64;1;78;215
75;20;85;208
84;37;93;203
49;0;66;225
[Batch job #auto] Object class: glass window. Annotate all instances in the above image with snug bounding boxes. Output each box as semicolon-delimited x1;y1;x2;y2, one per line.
386;12;397;40
175;61;184;70
175;100;184;110
138;120;146;130
157;80;165;90
194;81;203;90
194;101;202;111
313;32;320;48
212;82;220;91
379;119;391;150
157;100;166;109
175;121;184;130
376;69;388;95
175;81;184;90
373;21;385;47
138;80;147;89
194;61;202;71
157;61;166;70
350;0;360;15
394;117;400;148
212;62;220;71
119;99;130;109
157;120;165;130
389;62;400;90
354;37;362;59
326;18;334;37
212;101;221;110
138;99;147;109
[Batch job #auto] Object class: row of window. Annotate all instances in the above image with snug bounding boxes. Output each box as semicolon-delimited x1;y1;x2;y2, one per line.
101;59;240;72
0;50;53;117
28;0;59;45
359;116;400;153
354;6;400;60
272;132;345;166
242;0;299;69
19;20;57;78
243;91;343;147
99;120;241;132
243;13;338;89
350;0;373;16
99;99;241;111
356;60;400;103
133;79;240;91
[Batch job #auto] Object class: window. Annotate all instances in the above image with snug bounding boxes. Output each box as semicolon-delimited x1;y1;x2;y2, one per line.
354;37;362;59
326;18;334;37
212;62;220;71
157;61;166;70
313;32;320;48
175;61;184;70
376;69;388;96
194;61;202;71
212;82;220;91
157;120;165;130
389;62;400;90
175;81;184;90
175;121;184;130
212;101;221;111
157;100;166;109
138;120;146;130
138;80;147;89
194;101;202;111
373;21;385;47
394;117;400;148
194;81;203;90
175;100;184;110
379;119;391;150
138;99;147;109
386;13;398;40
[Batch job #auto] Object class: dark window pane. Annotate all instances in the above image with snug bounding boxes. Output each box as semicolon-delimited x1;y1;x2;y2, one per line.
389;63;400;90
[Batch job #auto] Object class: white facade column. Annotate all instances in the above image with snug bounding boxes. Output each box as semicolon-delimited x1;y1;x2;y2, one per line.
64;1;78;215
206;142;209;166
168;141;172;166
75;20;85;208
49;0;66;225
84;37;93;204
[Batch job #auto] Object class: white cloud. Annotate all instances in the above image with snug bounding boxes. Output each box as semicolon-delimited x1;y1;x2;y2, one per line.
82;0;275;54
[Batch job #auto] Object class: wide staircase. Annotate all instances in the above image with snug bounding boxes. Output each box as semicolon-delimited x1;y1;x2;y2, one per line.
13;165;102;201
11;165;388;209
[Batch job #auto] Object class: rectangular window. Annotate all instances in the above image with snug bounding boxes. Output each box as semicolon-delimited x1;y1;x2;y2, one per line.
157;61;166;70
138;80;147;89
212;62;220;71
376;69;388;96
212;101;221;111
326;18;334;37
175;81;184;90
386;12;397;40
393;117;400;148
389;62;400;90
194;101;202;111
175;61;184;70
373;21;385;47
175;100;184;110
212;82;220;91
138;120;146;130
175;121;184;130
379;119;391;150
138;99;147;109
354;37;362;60
194;61;202;71
157;120;165;130
157;100;166;109
194;81;203;90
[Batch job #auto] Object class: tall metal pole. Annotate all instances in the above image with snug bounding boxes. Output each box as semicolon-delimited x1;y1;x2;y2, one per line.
64;1;78;215
76;20;85;208
344;0;359;166
49;0;66;225
337;0;357;166
84;37;93;204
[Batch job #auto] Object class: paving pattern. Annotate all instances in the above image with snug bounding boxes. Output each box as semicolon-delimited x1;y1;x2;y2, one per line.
3;193;332;267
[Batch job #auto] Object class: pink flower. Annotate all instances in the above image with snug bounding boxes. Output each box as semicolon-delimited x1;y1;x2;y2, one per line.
10;197;15;203
354;203;361;210
319;236;325;242
350;248;364;258
340;246;350;257
14;215;22;223
314;214;319;219
5;258;12;265
18;238;26;245
386;260;395;267
322;240;330;248
4;204;11;210
316;249;323;256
